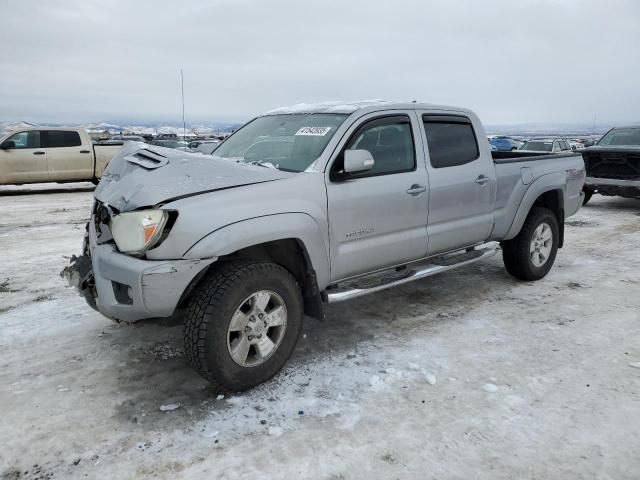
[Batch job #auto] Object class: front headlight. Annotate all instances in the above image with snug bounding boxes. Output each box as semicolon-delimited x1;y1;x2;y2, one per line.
109;209;169;254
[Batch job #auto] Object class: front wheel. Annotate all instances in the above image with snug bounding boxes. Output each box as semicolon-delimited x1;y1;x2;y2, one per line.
184;260;303;391
501;207;559;281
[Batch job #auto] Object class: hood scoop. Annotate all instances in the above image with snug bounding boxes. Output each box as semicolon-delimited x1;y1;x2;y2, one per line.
125;149;169;169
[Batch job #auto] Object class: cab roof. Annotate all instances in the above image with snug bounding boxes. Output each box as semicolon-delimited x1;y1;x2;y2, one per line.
262;100;472;116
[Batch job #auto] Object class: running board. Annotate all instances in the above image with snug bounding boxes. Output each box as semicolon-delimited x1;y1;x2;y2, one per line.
326;245;499;303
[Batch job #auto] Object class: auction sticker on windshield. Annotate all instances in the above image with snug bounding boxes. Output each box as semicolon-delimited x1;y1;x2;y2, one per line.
295;126;332;136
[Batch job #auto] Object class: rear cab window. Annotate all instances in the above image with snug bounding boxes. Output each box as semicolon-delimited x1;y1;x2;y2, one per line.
422;115;479;168
44;130;82;148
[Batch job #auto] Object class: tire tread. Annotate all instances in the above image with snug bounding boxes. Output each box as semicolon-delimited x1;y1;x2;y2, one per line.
184;260;301;390
502;206;559;281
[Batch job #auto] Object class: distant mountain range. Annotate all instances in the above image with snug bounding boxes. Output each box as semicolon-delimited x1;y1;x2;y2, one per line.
0;120;243;137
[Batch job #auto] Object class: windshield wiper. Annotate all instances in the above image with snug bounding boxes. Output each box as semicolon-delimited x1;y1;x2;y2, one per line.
248;160;279;170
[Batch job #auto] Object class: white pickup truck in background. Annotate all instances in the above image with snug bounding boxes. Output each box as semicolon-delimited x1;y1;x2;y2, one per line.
0;128;121;185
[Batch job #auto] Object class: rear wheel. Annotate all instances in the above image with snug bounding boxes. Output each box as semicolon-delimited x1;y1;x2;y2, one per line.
502;207;559;281
184;260;303;391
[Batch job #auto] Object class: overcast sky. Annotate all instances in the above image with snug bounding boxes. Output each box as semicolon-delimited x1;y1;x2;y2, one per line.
1;0;639;126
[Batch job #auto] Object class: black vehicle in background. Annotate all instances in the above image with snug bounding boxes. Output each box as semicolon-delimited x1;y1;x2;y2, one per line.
582;126;640;203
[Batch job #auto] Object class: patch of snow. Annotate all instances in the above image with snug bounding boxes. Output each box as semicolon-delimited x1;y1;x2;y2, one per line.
629;362;640;369
504;395;525;407
159;403;182;412
263;99;391;115
482;383;498;393
424;373;437;385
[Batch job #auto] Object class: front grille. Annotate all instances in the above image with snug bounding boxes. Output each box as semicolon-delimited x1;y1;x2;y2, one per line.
583;152;640;179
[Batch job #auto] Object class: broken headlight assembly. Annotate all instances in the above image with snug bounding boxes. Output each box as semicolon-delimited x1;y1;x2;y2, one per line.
109;209;170;255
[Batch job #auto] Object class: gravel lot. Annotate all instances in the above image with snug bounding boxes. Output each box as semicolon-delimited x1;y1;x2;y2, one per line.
1;184;639;480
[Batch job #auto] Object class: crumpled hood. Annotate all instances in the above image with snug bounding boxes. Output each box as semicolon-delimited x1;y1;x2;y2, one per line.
94;142;294;211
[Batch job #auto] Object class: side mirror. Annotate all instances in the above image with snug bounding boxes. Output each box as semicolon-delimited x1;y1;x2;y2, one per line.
1;140;16;150
344;149;374;174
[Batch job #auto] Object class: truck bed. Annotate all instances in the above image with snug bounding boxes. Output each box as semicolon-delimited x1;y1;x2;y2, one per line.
488;151;584;242
491;150;579;163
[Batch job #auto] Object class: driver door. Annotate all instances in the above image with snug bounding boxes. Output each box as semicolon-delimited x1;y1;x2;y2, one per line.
0;130;48;184
325;113;429;281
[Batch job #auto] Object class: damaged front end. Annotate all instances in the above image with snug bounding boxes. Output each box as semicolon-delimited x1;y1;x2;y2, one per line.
61;239;97;312
61;200;216;322
61;143;293;322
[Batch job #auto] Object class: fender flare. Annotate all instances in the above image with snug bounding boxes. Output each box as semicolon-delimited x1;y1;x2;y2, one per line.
504;172;566;241
183;213;330;290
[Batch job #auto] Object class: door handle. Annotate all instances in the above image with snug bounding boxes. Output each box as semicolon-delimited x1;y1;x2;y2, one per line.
80;150;91;154
33;151;45;155
475;175;490;185
406;184;426;196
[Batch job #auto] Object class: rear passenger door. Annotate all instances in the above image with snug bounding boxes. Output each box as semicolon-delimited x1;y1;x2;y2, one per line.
419;114;496;255
44;130;93;181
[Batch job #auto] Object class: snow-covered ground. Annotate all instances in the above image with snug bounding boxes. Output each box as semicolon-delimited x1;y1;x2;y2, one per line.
1;185;639;479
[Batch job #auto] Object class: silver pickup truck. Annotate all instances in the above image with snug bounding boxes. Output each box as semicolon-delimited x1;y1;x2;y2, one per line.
64;101;585;390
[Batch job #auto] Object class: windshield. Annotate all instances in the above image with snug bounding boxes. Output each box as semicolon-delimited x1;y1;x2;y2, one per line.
212;113;348;172
598;128;640;146
519;141;553;152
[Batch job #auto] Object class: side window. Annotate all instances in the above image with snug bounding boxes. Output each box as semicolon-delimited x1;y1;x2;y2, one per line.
44;130;82;148
332;116;415;178
4;131;41;149
561;141;570;151
423;116;479;168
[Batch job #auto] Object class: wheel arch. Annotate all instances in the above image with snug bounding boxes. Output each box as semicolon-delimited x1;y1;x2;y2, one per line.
180;214;330;320
505;174;565;247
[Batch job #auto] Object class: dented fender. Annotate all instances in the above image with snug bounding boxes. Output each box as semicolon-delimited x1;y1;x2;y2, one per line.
184;213;331;290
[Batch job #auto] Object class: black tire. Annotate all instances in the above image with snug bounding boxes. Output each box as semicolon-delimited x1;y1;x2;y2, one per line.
184;260;303;391
582;189;593;205
91;178;99;186
501;207;559;281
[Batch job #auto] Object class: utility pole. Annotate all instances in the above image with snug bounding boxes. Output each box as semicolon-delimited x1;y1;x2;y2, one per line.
180;68;186;149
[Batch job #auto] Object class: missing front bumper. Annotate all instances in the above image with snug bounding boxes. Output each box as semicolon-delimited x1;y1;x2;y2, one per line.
62;220;216;322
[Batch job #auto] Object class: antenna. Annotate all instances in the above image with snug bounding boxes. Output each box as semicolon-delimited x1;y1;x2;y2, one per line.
592;114;596;136
180;68;186;149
